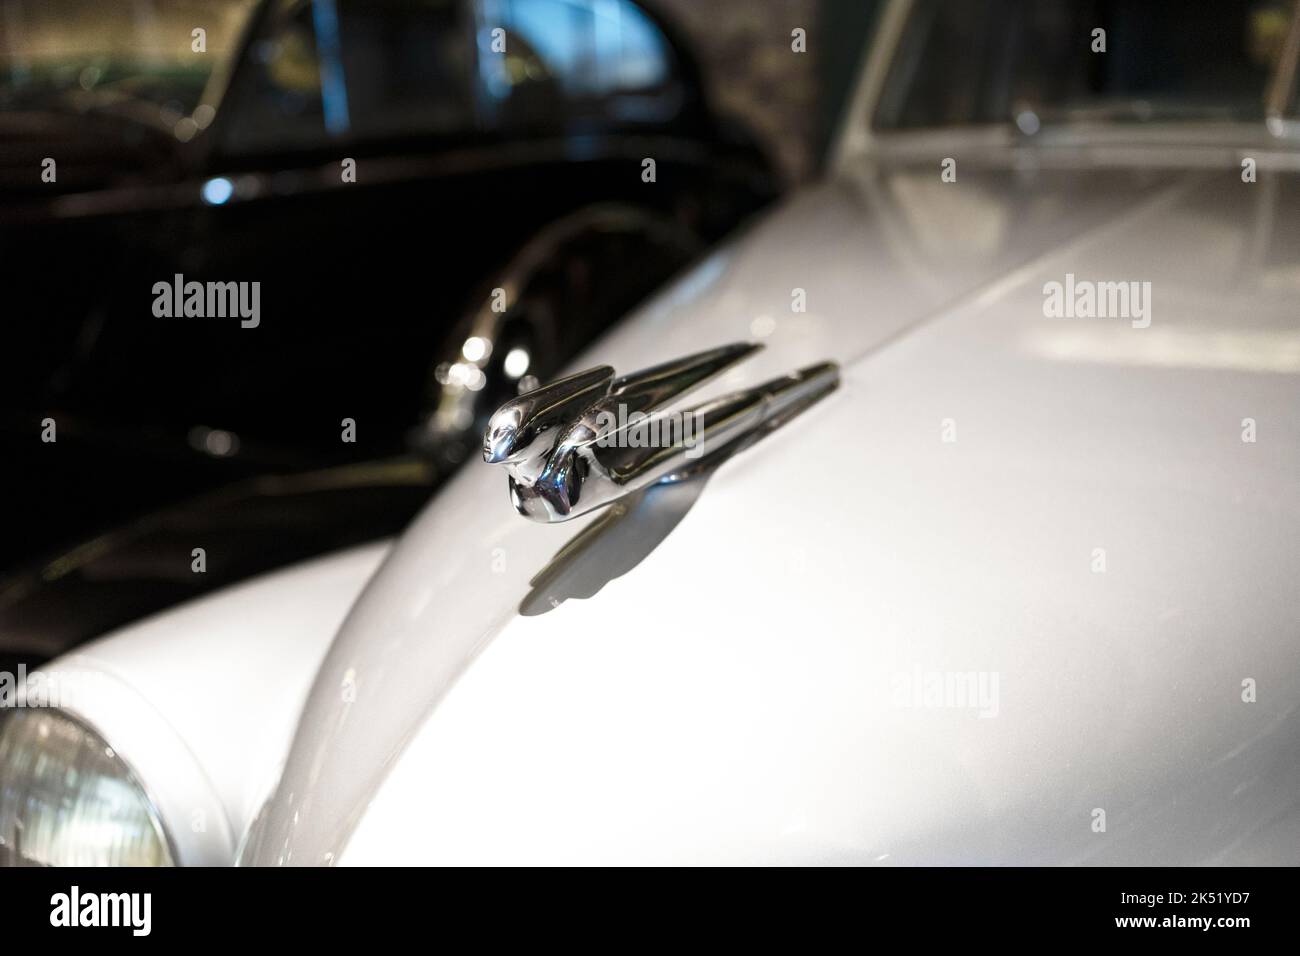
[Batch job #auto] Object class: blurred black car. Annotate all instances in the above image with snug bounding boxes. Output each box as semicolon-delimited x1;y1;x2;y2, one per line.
0;0;779;663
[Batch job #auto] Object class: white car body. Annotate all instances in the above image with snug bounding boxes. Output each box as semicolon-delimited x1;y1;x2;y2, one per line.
43;0;1300;865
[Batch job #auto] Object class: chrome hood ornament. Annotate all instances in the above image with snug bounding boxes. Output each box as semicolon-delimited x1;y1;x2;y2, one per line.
483;342;839;522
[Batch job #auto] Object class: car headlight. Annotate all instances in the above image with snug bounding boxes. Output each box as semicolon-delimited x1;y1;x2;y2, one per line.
0;710;174;867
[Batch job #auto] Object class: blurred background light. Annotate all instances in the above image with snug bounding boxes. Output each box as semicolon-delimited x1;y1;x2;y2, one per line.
201;177;234;205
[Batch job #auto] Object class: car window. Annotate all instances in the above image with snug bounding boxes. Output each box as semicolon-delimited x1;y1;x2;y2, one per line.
337;0;476;140
876;0;1299;130
0;0;256;120
476;0;682;130
218;0;682;156
220;0;475;153
218;0;330;153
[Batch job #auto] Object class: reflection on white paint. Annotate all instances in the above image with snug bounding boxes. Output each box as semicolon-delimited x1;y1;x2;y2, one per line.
1022;327;1300;374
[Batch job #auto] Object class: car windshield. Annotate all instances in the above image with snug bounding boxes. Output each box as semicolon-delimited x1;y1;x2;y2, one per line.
876;0;1300;130
0;0;258;118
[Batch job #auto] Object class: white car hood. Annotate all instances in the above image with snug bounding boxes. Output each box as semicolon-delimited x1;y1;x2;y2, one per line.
244;157;1300;864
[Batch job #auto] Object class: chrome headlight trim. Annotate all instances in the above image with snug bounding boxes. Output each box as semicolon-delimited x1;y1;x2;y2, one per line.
1;657;236;866
0;708;176;866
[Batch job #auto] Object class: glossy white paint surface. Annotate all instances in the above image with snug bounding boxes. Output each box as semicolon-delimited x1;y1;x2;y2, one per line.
53;542;390;864
234;158;1300;865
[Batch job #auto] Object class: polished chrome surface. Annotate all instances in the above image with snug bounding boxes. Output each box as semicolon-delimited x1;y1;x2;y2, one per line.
411;205;703;467
483;343;840;522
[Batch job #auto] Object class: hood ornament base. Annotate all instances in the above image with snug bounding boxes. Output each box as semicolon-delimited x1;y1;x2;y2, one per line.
484;343;840;522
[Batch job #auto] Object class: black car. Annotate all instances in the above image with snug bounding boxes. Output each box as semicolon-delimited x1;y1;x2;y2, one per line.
0;0;780;664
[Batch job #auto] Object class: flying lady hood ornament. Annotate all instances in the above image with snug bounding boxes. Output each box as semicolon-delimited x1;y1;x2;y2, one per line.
483;342;839;522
